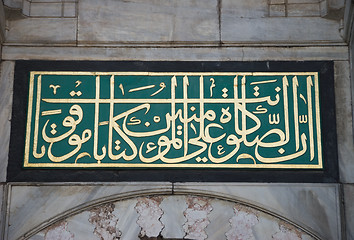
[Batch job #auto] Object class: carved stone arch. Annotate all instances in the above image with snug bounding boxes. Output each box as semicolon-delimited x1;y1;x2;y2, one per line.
23;191;321;240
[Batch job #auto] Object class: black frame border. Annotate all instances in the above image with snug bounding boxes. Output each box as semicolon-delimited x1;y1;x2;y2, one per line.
7;60;338;182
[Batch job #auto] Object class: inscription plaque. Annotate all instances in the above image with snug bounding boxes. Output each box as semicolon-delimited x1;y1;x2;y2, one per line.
24;71;322;168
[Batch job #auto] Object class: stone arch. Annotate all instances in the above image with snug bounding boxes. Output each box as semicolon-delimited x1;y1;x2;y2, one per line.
23;191;321;240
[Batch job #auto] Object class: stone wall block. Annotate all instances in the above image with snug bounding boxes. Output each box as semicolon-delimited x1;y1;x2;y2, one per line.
135;197;164;238
183;196;212;240
269;4;286;17
6;18;77;44
288;0;320;3
205;199;235;239
272;223;305;240
63;2;76;17
114;199;140;240
328;0;345;9
270;0;286;4
334;61;354;183
78;0;219;44
30;3;62;17
221;0;269;18
225;204;259;240
31;0;65;2
320;0;329;17
22;0;30;16
8;183;172;240
174;183;341;239
3;0;22;9
88;203;121;240
0;185;4;239
65;211;96;240
27;195;318;239
343;184;354;239
160;195;187;239
221;16;343;43
287;3;321;17
1;46;348;61
0;61;15;183
43;221;74;240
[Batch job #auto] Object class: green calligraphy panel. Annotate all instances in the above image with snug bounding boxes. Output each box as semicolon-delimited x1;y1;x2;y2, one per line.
24;71;322;168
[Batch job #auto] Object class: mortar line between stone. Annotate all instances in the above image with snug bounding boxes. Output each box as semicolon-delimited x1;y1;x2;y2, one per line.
218;0;222;46
76;1;79;46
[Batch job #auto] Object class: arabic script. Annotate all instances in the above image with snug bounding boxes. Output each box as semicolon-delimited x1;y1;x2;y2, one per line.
24;72;323;168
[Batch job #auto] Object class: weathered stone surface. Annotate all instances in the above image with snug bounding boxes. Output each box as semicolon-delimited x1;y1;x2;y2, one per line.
253;214;282;239
30;3;62;17
344;184;354;240
328;0;345;9
287;0;320;3
135;197;164;238
221;16;343;43
334;61;354;183
287;3;320;17
1;46;349;61
28;195;316;240
22;0;30;16
5;18;77;44
63;2;76;17
225;204;259;240
7;183;172;240
31;0;65;2
0;184;4;239
270;0;286;4
0;61;15;183
3;0;22;9
222;0;269;18
269;4;286;17
0;2;5;43
65;211;95;240
204;199;234;239
272;224;304;240
160;196;187;238
114;199;140;240
78;0;219;43
174;183;341;239
183;196;212;240
88;203;121;239
43;221;74;240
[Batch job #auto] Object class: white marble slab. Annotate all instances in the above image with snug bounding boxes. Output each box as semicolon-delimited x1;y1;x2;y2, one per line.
27;193;315;240
114;199;140;240
7;183;172;240
0;61;15;182
29;3;62;17
221;0;269;18
221;16;343;43
5;18;77;44
160;195;187;238
334;61;354;183
78;0;219;43
269;4;286;17
1;46;349;61
287;3;321;17
344;184;354;240
205;198;235;239
0;184;4;239
174;183;341;239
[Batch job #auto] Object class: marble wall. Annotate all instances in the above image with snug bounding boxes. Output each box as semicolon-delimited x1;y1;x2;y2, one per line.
0;0;353;239
5;183;341;239
28;195;316;240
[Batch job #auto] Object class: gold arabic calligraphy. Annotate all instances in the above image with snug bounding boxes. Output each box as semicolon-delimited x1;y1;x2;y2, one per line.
24;72;322;168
